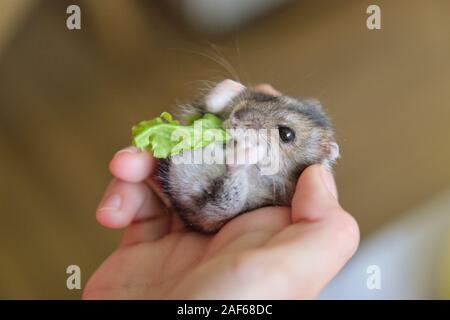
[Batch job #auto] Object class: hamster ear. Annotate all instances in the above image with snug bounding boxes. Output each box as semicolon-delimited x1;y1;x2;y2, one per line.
205;79;245;113
328;142;340;162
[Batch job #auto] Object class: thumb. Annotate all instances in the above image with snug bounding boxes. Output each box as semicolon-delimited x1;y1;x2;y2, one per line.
251;165;359;298
291;164;340;223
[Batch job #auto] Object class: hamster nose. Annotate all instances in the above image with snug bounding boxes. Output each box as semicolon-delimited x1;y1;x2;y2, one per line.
231;117;262;130
231;108;262;129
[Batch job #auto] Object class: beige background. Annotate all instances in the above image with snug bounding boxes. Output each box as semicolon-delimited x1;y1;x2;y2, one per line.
0;0;449;298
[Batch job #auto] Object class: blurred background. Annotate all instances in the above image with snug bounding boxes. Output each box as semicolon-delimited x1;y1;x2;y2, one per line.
1;0;450;299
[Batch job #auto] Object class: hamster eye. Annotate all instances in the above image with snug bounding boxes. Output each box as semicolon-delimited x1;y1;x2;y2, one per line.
278;126;296;143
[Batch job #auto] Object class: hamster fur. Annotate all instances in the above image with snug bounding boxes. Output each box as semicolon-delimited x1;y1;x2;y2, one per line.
156;80;339;233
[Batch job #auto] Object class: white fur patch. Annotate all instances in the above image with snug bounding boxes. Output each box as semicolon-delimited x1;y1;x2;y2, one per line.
205;79;245;113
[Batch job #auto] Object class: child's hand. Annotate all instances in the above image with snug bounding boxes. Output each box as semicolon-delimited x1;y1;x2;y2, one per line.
84;85;359;299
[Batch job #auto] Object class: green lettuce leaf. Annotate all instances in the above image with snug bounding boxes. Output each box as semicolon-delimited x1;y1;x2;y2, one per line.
131;112;230;158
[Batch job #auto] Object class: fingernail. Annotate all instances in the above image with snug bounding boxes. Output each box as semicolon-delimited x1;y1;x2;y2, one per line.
320;165;338;199
115;146;140;156
99;194;122;212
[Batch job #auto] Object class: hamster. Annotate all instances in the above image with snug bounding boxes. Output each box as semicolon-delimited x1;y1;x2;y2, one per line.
156;80;339;233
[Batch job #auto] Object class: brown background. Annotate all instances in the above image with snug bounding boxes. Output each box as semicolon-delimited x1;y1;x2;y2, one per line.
1;0;449;298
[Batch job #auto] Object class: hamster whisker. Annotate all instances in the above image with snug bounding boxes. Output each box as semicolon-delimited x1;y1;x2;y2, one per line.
176;45;241;82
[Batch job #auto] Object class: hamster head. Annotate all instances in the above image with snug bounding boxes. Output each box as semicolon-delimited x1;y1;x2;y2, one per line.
205;80;339;181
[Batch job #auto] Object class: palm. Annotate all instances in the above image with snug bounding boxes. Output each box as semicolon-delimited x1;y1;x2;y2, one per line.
84;206;297;299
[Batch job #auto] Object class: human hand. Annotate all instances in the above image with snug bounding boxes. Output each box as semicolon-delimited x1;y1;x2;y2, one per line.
83;85;359;299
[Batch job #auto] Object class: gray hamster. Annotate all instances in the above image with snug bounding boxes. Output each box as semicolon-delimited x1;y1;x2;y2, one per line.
156;80;339;233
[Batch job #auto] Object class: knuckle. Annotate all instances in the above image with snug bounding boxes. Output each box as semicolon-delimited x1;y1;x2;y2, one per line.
331;210;360;258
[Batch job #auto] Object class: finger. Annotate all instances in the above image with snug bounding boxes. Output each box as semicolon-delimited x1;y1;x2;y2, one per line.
291;164;338;222
258;213;359;299
120;209;188;247
96;178;166;229
252;84;282;96
121;216;170;246
109;146;155;183
249;165;359;299
203;206;291;260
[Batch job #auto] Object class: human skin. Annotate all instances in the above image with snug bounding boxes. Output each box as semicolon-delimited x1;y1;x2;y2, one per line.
83;85;359;299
